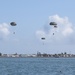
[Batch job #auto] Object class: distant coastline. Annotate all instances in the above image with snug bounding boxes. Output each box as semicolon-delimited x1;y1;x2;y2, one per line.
0;52;75;58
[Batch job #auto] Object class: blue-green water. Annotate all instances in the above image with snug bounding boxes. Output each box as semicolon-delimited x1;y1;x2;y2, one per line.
0;58;75;75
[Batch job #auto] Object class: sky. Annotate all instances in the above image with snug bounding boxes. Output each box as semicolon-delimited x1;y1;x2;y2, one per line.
0;0;75;54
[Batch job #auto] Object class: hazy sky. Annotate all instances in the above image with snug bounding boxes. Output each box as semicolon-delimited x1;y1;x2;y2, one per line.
0;0;75;54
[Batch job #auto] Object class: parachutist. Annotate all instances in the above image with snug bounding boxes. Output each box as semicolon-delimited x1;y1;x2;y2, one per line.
49;22;57;35
10;22;17;34
41;37;45;45
13;32;15;34
53;33;54;35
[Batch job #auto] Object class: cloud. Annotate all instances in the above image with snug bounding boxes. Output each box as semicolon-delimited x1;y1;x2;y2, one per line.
36;14;75;44
0;23;10;40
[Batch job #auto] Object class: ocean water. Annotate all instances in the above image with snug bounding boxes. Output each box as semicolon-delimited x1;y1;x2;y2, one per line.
0;58;75;75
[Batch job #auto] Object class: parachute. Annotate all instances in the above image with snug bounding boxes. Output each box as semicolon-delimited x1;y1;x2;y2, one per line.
50;22;57;26
10;22;17;26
